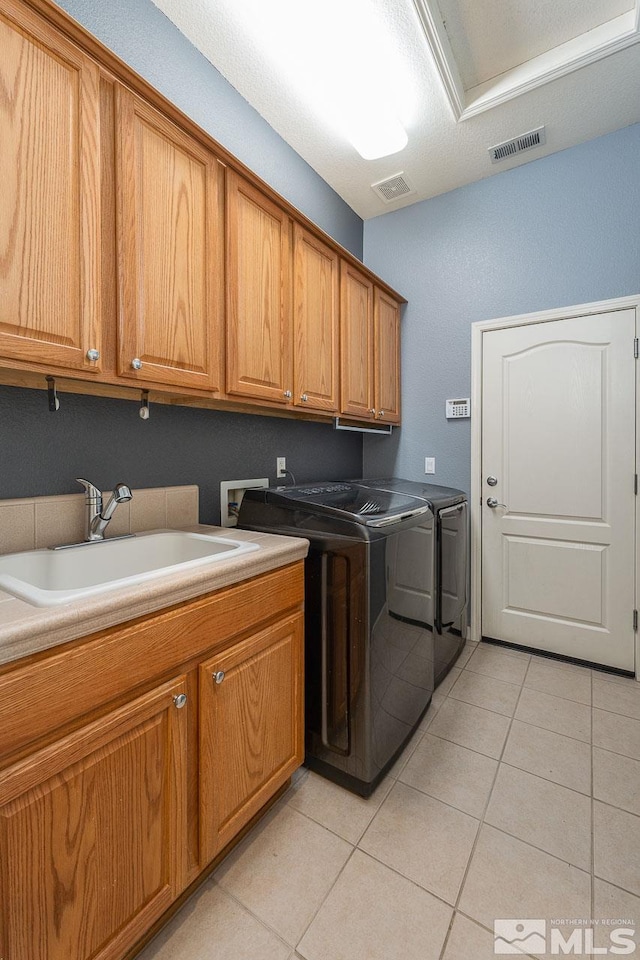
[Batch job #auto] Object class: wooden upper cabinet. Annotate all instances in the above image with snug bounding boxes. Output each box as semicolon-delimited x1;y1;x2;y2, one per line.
226;170;292;403
374;288;401;424
293;225;339;412
115;87;224;391
340;262;374;419
199;613;304;864
0;676;187;960
0;0;102;373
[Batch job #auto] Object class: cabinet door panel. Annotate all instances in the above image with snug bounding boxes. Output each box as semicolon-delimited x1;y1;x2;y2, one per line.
340;263;374;418
226;171;292;402
293;225;339;412
0;0;101;371
0;677;187;960
374;288;401;423
116;88;223;391
199;614;303;863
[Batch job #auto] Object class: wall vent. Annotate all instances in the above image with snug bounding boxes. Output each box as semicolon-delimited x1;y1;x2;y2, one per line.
488;126;546;164
371;172;415;203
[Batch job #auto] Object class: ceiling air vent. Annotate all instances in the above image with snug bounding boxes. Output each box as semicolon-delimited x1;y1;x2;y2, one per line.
371;172;415;204
488;126;546;164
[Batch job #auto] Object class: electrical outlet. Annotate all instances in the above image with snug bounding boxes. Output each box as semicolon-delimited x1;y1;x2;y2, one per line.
425;457;436;474
276;456;286;479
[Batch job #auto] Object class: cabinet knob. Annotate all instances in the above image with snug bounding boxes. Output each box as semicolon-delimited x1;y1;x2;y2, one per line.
173;693;187;709
300;393;308;402
213;670;225;685
369;408;376;417
86;348;100;362
377;410;385;419
131;358;143;370
283;390;292;399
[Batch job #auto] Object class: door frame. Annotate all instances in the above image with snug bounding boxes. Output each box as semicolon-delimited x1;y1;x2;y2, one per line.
470;293;640;677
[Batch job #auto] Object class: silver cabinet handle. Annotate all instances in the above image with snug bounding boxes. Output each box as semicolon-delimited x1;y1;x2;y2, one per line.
377;410;385;419
487;476;498;486
173;693;187;709
283;390;292;399
300;393;308;402
213;670;225;684
369;408;376;417
86;349;100;362
486;497;507;509
131;358;143;370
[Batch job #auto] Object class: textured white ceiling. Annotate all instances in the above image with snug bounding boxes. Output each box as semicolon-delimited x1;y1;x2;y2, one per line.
150;0;640;219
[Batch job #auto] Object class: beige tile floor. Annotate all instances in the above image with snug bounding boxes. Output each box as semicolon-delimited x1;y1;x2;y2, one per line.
137;641;640;960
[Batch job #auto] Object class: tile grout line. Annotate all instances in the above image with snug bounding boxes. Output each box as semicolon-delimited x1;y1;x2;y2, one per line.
215;793;360;955
292;843;360;955
270;692;455;955
437;656;532;960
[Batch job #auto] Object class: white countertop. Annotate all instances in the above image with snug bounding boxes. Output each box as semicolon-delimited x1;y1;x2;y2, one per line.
0;525;308;667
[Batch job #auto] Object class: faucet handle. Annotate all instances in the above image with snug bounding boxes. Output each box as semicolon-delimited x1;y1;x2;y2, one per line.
76;478;102;502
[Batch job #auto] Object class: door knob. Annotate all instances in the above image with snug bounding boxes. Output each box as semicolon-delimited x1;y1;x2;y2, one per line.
131;358;143;370
300;393;308;402
213;670;225;684
173;693;187;709
487;476;498;486
284;390;292;399
86;349;100;362
486;497;507;508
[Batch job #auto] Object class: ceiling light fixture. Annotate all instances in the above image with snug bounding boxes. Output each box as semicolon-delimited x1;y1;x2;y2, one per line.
233;0;411;160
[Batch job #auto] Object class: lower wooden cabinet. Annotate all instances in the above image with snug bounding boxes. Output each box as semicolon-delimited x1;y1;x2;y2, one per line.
0;676;188;960
0;562;305;960
199;613;304;863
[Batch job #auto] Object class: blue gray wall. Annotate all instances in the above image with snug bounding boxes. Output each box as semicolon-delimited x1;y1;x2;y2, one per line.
1;0;364;510
0;388;362;523
362;123;640;493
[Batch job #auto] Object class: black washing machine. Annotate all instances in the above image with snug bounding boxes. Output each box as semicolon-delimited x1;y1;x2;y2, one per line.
238;481;436;796
355;478;468;687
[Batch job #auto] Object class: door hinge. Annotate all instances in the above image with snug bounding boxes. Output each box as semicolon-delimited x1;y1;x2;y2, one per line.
634;610;638;632
634;337;639;359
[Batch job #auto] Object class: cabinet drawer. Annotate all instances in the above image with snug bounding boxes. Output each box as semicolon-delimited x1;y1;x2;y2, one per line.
0;562;304;762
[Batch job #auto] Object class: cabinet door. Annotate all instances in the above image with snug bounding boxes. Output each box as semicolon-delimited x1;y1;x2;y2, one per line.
115;87;224;391
199;614;304;863
0;677;187;960
340;262;374;419
226;171;292;403
293;224;339;412
0;0;101;372
374;288;401;424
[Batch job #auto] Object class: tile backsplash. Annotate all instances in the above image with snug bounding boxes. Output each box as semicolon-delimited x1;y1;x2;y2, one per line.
0;485;199;554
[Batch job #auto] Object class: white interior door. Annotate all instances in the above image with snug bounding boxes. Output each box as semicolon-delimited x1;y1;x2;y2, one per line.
481;309;636;670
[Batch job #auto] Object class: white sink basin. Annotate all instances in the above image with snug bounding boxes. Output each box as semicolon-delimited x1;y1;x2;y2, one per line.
0;530;260;607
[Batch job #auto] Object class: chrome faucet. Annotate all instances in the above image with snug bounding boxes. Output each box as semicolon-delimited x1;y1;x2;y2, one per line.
76;478;133;542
